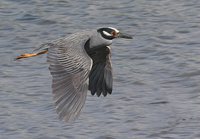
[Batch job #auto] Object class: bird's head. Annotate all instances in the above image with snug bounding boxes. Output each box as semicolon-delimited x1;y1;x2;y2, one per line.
97;27;133;40
88;27;133;49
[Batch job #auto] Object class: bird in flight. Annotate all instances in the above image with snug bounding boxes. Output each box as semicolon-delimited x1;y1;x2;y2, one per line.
16;27;132;122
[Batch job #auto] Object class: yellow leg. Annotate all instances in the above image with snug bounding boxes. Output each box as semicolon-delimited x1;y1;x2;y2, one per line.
15;50;48;60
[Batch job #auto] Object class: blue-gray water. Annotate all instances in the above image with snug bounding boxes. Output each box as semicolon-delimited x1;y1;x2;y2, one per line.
1;0;200;139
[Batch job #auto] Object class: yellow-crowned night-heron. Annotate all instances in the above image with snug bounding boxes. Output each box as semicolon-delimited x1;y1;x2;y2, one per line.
16;27;132;122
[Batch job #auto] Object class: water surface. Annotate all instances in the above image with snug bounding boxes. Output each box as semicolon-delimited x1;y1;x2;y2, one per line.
1;0;200;139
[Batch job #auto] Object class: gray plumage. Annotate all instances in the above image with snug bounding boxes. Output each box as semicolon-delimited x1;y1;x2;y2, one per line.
35;27;132;122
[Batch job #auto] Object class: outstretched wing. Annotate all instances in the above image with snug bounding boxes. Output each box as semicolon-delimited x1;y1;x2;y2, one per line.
87;46;113;97
47;32;92;122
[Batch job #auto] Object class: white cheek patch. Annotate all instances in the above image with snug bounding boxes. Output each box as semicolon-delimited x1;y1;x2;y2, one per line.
103;31;112;36
108;27;119;33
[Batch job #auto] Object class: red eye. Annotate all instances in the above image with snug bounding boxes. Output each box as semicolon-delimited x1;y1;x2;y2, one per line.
111;31;119;37
111;31;116;37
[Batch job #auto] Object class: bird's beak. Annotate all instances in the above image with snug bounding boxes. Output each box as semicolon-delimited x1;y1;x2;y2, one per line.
118;32;133;39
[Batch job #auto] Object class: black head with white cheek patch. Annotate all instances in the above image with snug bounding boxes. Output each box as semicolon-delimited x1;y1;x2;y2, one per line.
97;27;119;40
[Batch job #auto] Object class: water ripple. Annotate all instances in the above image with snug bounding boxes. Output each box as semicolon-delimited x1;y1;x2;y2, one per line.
1;0;200;139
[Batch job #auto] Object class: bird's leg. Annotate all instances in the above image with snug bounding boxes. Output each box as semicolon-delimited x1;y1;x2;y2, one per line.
15;50;48;60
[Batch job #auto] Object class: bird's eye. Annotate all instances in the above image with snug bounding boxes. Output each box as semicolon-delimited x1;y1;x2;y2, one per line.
111;31;119;37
